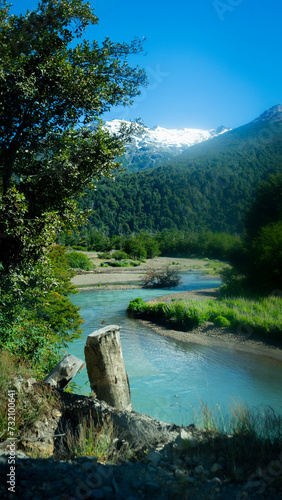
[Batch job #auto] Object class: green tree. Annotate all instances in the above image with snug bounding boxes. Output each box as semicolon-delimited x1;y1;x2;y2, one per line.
244;172;282;239
222;172;282;295
0;0;146;268
0;0;146;371
246;221;282;291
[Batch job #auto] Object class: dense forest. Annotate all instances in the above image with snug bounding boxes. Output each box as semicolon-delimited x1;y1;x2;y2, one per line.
74;116;282;237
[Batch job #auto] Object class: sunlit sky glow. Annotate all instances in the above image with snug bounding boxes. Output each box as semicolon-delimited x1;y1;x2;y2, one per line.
10;0;282;130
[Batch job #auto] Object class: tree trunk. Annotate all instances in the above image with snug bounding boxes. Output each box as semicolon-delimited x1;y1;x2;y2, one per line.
44;354;85;389
84;325;132;411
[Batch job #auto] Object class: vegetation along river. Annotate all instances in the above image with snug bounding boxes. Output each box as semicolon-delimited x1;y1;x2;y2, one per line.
68;273;282;426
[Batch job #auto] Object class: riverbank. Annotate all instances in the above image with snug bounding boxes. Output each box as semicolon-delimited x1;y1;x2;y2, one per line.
71;256;224;289
138;288;282;362
73;259;282;361
139;288;282;362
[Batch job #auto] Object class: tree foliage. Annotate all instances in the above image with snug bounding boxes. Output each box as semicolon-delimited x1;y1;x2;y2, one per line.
244;172;282;239
222;172;282;295
0;0;146;370
76;135;282;237
0;0;146;268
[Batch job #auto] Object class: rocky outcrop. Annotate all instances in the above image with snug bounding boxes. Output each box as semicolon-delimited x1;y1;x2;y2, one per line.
57;391;181;451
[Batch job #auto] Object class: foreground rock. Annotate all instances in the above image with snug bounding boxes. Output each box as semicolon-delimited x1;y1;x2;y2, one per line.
1;389;281;499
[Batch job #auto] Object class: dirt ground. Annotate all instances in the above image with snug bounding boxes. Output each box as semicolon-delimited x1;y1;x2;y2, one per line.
71;255;221;288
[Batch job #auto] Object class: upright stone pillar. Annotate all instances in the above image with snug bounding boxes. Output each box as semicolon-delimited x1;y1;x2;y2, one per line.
84;325;132;411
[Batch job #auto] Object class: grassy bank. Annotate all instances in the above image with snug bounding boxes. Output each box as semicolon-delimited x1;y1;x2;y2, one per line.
0;352;60;446
127;295;282;338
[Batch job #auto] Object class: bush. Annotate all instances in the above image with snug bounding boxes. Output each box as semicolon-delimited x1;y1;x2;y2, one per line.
213;316;231;327
112;250;129;261
71;245;88;251
110;261;130;267
141;266;181;288
97;252;112;259
66;251;93;270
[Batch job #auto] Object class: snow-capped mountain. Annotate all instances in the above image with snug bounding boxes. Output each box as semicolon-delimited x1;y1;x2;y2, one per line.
103;120;231;172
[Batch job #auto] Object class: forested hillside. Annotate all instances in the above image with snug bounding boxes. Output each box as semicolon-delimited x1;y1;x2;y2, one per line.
78;110;282;236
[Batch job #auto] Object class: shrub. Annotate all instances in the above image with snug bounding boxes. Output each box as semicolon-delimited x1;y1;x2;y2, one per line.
141;266;181;288
110;260;130;267
71;245;88;251
97;252;112;259
66;251;93;270
112;250;129;261
213;316;231;327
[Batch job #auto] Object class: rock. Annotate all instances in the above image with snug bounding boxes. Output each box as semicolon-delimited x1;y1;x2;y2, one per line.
211;477;222;485
63;477;73;486
175;469;186;479
174;429;197;451
144;481;161;493
210;462;223;474
101;486;114;495
146;449;162;467
13;375;24;392
194;465;205;474
80;461;94;472
243;480;263;490
60;391;181;451
24;377;37;392
186;477;196;484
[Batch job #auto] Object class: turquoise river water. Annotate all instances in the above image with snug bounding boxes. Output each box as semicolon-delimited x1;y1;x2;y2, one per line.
67;273;282;426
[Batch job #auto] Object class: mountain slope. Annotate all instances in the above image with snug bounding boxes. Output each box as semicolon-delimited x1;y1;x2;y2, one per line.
171;104;282;165
103;120;231;172
81;106;282;236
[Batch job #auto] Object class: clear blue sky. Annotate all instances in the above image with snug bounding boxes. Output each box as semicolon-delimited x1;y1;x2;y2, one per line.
10;0;282;130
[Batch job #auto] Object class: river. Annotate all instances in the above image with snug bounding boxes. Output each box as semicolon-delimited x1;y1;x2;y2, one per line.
67;273;282;426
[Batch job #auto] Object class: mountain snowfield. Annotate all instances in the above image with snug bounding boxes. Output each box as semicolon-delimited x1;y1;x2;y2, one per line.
104;119;230;149
103;119;231;171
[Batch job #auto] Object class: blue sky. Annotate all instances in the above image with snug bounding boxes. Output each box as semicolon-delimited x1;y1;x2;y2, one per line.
10;0;282;130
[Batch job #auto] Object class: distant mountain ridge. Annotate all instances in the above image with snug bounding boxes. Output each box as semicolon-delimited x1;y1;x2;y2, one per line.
251;104;282;123
103;119;231;172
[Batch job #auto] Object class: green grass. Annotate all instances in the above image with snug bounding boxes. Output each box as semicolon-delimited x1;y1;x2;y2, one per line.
191;400;282;482
127;296;282;337
64;413;134;464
